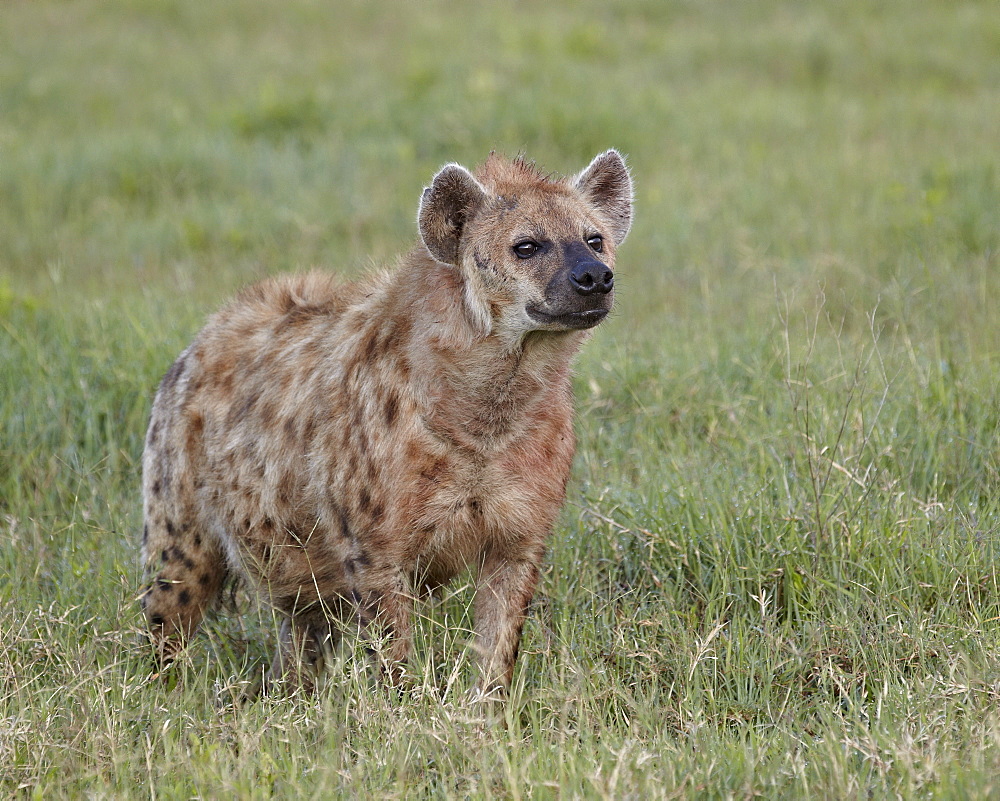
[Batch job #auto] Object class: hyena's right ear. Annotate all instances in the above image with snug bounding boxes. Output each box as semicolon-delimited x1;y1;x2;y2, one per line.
418;164;488;265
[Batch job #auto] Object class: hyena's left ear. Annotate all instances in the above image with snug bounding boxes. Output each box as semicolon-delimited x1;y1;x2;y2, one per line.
418;164;488;265
574;149;633;246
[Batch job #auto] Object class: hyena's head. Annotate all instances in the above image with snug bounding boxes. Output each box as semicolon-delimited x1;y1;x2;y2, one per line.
418;151;632;340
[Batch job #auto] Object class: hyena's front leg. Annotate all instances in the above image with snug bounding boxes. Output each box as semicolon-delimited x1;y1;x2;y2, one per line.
473;548;543;698
355;567;414;686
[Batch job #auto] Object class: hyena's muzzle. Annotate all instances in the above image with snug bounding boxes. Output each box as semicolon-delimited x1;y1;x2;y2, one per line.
526;241;615;330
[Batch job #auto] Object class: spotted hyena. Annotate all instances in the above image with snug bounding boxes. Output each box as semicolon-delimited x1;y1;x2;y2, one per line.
140;150;633;696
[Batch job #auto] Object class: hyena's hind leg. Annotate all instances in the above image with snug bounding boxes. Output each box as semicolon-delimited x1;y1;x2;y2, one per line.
140;509;228;668
250;616;333;697
256;595;351;696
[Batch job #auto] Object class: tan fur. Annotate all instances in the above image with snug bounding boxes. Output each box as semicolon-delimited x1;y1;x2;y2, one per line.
140;150;633;696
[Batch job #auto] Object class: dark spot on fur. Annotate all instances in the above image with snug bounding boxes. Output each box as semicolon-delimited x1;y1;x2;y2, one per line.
371;503;385;525
184;412;204;456
148;421;160;446
311;570;342;587
474;250;499;275
198;572;213;586
384;392;399;427
358;488;371;515
420;458;447;484
277;472;294;506
344;558;356;575
284;293;317;326
169;546;195;570
356;552;372;568
394;315;412;342
272;594;303;616
304;417;317;444
229;391;259;426
193;534;202;548
178;590;191;607
396;354;411;381
166;520;176;537
363;330;379;361
160;356;185;392
157;577;173;592
161;549;170;563
338;508;351;539
142;524;149;545
376;320;395;352
152;479;162;496
283;418;297;443
150;614;164;627
259;401;277;428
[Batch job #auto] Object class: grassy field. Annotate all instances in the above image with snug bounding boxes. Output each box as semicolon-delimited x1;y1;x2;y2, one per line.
2;0;1000;796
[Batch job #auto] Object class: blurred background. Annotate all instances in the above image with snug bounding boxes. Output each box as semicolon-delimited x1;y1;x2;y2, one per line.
4;0;996;329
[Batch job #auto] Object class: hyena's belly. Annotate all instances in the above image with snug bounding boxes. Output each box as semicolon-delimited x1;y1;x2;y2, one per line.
403;457;551;589
197;462;351;613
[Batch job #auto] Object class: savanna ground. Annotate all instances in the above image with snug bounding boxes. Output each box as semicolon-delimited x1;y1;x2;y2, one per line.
2;1;999;797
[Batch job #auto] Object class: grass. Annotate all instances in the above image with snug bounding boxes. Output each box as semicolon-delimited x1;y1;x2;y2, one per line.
2;0;1000;796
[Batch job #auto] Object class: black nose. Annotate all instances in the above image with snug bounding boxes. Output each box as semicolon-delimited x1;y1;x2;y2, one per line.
569;259;614;296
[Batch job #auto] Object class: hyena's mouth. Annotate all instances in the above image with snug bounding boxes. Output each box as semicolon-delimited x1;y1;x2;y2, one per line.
526;305;609;330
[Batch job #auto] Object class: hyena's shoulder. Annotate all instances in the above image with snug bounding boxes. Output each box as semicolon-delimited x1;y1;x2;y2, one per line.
150;271;367;432
193;271;366;376
208;271;357;339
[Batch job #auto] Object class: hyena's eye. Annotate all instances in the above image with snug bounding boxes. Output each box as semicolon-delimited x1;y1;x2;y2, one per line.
586;234;604;253
513;240;541;259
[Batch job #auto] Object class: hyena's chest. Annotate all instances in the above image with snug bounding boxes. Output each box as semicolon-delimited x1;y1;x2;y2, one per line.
392;423;575;583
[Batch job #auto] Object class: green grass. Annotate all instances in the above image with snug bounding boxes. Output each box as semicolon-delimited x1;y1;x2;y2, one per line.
2;0;1000;796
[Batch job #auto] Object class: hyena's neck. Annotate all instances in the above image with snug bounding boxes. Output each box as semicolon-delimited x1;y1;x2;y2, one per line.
388;251;583;445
